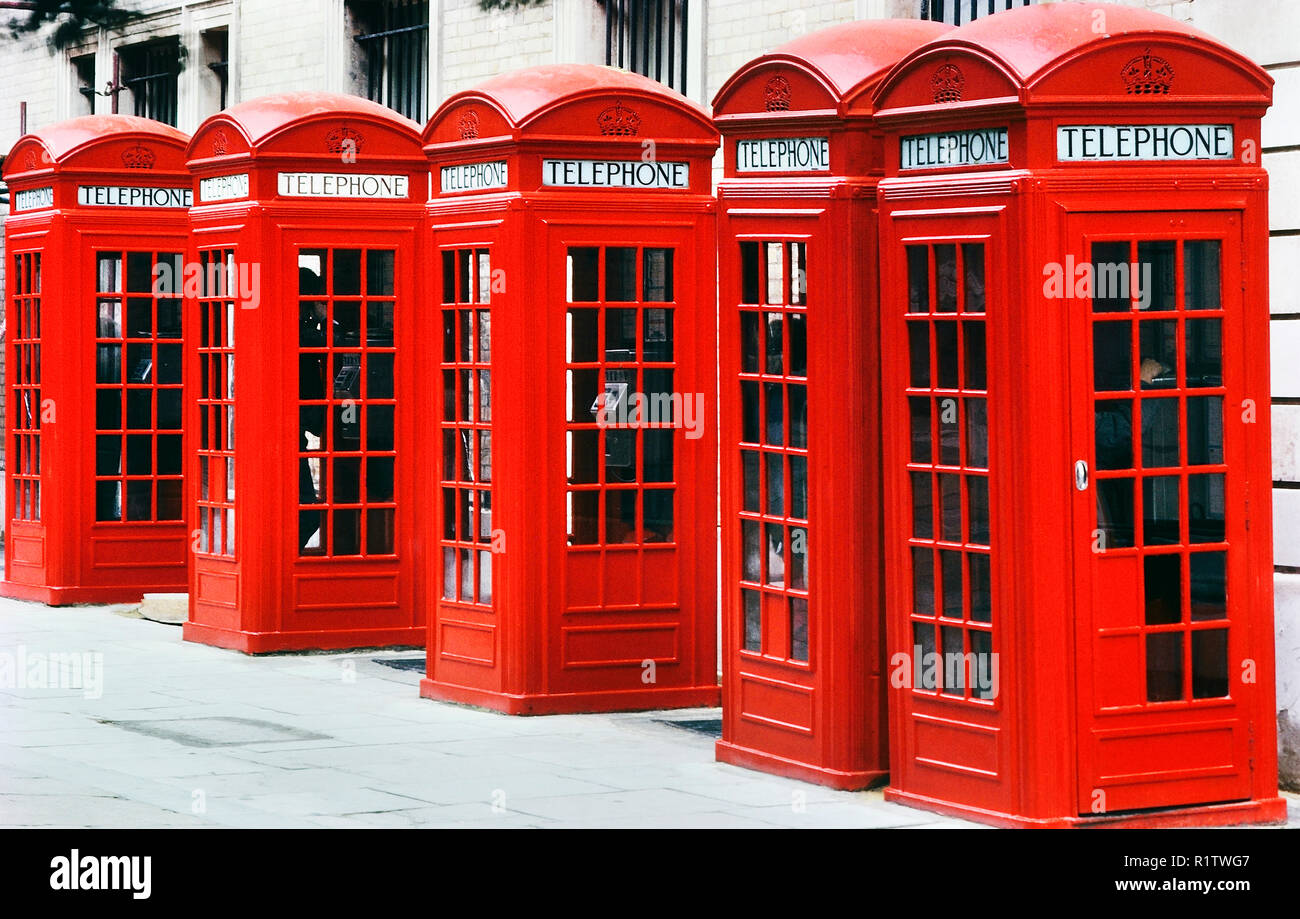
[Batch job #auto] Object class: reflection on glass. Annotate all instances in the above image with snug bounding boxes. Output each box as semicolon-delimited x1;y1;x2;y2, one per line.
643;248;673;302
912;472;933;539
765;242;784;305
1091;241;1130;312
939;398;959;466
1185;240;1221;311
1189;473;1226;543
909;322;930;388
765;312;783;374
913;623;937;690
941;549;962;620
1143;476;1180;546
935;245;957;313
935;322;958;390
790;598;809;662
765;452;784;517
963;244;985;313
1190;552;1227;621
968;476;989;546
1186;319;1222;388
966;399;988;469
742;450;759;512
1095;400;1133;471
1097;478;1134;549
939;473;962;542
1142;398;1180;468
1147;632;1183;702
1187;396;1223;466
790;455;808;520
743;589;761;652
1137;241;1176;311
941;626;964;695
765;522;785;587
740;311;759;373
969;553;991;623
1192;629;1229;698
1139;320;1178;389
742;519;761;582
912;547;934;615
910;397;932;464
764;382;783;445
907;246;930;314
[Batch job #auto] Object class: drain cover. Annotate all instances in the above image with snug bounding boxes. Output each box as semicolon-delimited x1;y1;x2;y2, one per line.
373;657;425;673
656;717;723;738
103;717;329;748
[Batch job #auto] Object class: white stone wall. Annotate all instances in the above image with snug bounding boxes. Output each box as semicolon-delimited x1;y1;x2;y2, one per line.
439;0;557;98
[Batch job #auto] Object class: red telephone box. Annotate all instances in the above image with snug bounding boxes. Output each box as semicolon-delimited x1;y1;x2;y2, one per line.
3;116;192;605
712;20;951;788
873;3;1286;826
182;93;426;652
418;65;720;713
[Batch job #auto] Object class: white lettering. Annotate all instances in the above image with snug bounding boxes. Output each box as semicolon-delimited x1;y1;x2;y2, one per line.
1057;124;1235;162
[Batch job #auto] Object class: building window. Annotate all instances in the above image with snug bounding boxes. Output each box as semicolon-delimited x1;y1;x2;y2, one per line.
202;29;229;113
73;53;96;115
119;38;180;126
352;0;429;124
920;0;1034;26
605;0;688;95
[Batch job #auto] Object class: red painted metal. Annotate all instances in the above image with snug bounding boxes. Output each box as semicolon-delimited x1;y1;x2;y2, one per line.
3;115;192;605
418;65;721;714
871;2;1286;827
712;20;951;789
182;93;427;652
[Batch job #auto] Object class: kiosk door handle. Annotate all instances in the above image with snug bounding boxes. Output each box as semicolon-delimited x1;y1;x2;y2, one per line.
1074;460;1089;492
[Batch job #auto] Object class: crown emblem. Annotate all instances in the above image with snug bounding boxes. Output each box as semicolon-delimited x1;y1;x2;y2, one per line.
931;63;965;104
458;110;480;140
764;74;792;112
24;149;38;170
211;129;229;156
1122;48;1174;95
121;144;155;169
325;124;365;154
597;100;641;136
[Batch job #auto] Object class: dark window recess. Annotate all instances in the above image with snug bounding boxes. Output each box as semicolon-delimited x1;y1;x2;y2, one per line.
920;0;1034;26
353;0;430;124
203;29;230;112
119;39;181;127
605;0;688;94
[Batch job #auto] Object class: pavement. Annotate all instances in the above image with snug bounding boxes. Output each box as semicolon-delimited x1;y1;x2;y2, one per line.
1;597;1296;829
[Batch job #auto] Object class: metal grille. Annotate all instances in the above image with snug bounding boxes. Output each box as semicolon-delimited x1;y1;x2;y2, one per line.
355;0;429;124
605;0;688;94
119;40;180;126
920;0;1034;26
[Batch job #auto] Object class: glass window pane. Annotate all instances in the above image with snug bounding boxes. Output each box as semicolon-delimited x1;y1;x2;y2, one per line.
764;383;783;446
790;598;809;662
1187;396;1224;466
1143;476;1181;546
912;547;934;616
764;242;784;305
740;311;759;373
1096;400;1133;471
939;397;959;466
1185;241;1222;311
790;243;807;305
1139;319;1178;389
940;549;962;619
935;321;958;390
790;455;807;521
568;247;599;302
907;246;929;314
910;397;932;464
1097;478;1135;549
1192;629;1229;698
1094;322;1131;392
643;308;672;362
743;588;761;652
644;489;673;543
1137;241;1176;311
912;472;933;540
606;490;637;544
740;242;759;305
963;321;986;391
742;519;761;582
1191;552;1227;621
969;554;991;623
742;450;760;512
939;473;962;542
968;476;989;546
765;523;784;587
333;249;362;295
912;623;937;690
569;308;598;363
935;245;957;313
367;250;395;296
962;244;985;313
764;312;783;374
1142;398;1180;468
1144;553;1182;625
908;323;930;389
1091;241;1131;312
606;247;637;301
966;398;988;470
569;491;599;545
1147;632;1184;702
941;626;964;695
606;308;637;361
788;313;806;378
1186;319;1222;388
788;384;807;449
1189;473;1226;543
765;451;784;517
643;248;673;301
741;381;759;444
